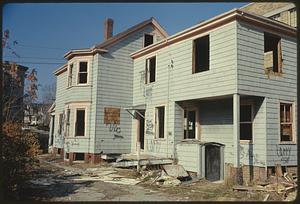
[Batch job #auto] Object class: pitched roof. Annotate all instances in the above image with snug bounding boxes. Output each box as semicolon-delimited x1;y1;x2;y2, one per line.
131;8;296;59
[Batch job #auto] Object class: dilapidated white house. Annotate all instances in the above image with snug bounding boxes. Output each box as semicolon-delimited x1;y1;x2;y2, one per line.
50;5;297;183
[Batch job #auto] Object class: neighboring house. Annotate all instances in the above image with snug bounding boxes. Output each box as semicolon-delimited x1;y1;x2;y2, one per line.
49;18;168;163
2;61;28;122
24;103;52;126
241;2;297;27
130;8;297;182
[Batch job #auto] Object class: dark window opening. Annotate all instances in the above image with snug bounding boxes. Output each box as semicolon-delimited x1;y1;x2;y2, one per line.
144;34;154;47
74;153;85;161
145;56;156;84
65;109;70;137
58;113;63;135
193;35;209;73
156;106;165;138
75;109;85;136
78;62;88;84
240;105;252;140
184;110;196;139
264;32;282;73
280;103;293;142
66;153;69;159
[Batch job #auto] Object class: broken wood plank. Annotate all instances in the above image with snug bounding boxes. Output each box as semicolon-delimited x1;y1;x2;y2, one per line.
275;164;283;177
263;194;270;201
112;159;173;167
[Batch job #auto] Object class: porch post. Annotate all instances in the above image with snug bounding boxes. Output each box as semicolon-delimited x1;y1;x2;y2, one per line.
233;93;240;168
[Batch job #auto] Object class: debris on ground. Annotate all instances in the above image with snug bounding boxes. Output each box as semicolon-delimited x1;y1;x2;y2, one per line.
232;167;297;201
162;164;189;178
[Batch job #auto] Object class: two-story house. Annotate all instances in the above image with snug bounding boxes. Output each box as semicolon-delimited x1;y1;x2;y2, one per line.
49;18;168;163
130;8;297;183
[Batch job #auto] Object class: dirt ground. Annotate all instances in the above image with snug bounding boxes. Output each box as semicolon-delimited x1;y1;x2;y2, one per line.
19;154;294;202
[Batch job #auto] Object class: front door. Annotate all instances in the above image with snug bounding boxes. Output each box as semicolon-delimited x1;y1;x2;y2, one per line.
205;145;221;181
138;110;145;150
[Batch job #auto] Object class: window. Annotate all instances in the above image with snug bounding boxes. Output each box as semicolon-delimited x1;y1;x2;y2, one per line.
78;61;88;84
68;63;73;87
270;13;281;21
74;153;85;161
289;8;297;27
184;110;196;139
264;32;282;73
280;103;293;142
240;105;252;141
145;56;156;84
65;109;70;137
58;113;64;135
193;35;209;73
155;106;165;138
144;33;154;47
75;109;85;136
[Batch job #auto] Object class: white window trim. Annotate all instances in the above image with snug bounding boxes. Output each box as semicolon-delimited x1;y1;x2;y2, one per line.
145;55;157;85
240;102;254;144
154;104;166;140
143;32;155;48
183;107;200;140
278;100;296;144
68;102;90;137
76;60;89;85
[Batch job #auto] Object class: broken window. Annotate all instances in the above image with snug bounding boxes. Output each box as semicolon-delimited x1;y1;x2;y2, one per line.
78;61;88;84
58;113;63;135
74;153;85;161
68;63;73;87
155;106;165;138
193;35;209;73
65;109;70;137
144;33;154;47
145;56;156;84
264;32;282;73
280;103;293;142
240;105;252;141
184;110;196;139
75;109;85;136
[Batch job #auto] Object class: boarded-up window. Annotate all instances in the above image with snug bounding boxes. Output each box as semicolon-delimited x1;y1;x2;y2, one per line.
145;56;156;84
240;105;252;141
193;35;209;73
75;109;85;136
184;110;196;139
104;107;120;124
155;106;165;138
74;153;85;161
144;34;154;47
264;32;282;73
78;61;88;84
68;63;73;87
280;103;293;142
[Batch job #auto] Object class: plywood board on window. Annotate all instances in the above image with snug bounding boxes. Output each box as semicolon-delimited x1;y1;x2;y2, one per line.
104;107;120;124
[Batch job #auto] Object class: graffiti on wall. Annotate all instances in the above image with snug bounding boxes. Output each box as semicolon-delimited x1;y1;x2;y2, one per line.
240;145;265;166
106;123;124;139
145;119;154;135
276;145;291;163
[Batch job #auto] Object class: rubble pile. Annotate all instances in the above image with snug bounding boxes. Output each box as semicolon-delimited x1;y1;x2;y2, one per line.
233;171;297;201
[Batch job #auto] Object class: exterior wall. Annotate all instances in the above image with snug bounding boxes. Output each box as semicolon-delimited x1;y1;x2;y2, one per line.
132;21;238;157
177;143;200;173
94;25;165;154
236;21;297;167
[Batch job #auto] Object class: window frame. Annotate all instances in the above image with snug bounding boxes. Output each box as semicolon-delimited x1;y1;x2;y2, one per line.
143;33;154;48
279;101;295;143
65;108;71;137
264;32;282;75
155;105;165;139
74;107;87;137
58;112;64;135
145;55;156;84
183;108;199;140
192;34;210;74
77;61;89;85
240;103;253;143
67;63;73;87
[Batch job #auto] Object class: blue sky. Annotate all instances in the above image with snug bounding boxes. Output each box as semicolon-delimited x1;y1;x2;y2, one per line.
2;2;248;102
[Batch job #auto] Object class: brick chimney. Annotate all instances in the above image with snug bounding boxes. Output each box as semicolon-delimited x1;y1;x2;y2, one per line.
104;18;113;40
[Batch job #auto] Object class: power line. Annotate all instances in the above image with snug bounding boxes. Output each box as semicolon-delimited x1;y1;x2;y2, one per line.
16;44;67;50
4;55;65;60
4;61;65;65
